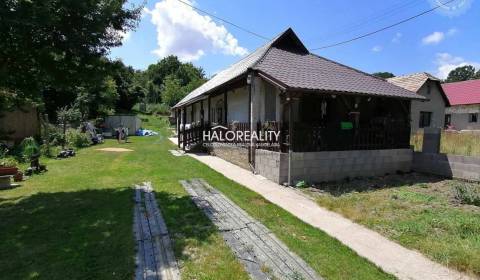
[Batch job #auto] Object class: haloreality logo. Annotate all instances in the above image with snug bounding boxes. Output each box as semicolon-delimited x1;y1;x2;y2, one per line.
202;125;280;147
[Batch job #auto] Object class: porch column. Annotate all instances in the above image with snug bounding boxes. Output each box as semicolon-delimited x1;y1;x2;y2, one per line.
287;94;294;186
200;100;204;125
208;95;211;125
191;103;195;124
224;91;228;124
182;107;186;151
176;108;180;148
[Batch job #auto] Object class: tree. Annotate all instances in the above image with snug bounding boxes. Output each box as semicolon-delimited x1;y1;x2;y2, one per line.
475;70;480;80
446;65;477;82
109;60;144;111
0;0;142;110
162;75;185;107
372;72;395;79
57;106;81;148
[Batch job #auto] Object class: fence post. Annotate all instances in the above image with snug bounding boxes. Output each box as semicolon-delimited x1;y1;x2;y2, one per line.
422;127;441;154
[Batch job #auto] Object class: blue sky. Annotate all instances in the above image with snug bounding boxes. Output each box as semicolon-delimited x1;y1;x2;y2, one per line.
110;0;479;79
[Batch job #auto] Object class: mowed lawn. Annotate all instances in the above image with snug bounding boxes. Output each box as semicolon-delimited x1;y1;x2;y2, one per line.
0;116;394;280
307;173;480;277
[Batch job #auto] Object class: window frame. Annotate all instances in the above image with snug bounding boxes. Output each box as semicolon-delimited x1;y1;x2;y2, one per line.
419;111;432;128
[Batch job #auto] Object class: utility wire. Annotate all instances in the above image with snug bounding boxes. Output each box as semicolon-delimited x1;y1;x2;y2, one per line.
174;0;270;41
310;0;457;51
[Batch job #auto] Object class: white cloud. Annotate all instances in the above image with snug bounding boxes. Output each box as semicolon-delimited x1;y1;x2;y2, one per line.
392;32;402;43
434;52;480;79
371;45;383;52
422;31;445;45
446;28;457;36
144;0;248;61
421;28;458;45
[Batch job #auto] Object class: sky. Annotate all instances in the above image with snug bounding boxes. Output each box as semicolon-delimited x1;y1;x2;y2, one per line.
110;0;480;79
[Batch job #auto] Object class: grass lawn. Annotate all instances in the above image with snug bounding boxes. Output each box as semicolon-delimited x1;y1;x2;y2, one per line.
411;131;480;156
1;115;394;279
305;173;480;277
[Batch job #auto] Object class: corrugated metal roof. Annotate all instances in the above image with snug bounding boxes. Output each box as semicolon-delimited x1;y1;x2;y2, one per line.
442;79;480;106
174;28;424;108
387;72;439;92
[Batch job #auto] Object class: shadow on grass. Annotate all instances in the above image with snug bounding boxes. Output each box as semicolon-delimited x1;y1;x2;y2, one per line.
312;172;446;196
154;191;219;263
0;188;135;280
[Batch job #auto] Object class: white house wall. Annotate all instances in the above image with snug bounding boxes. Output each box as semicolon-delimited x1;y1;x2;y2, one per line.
411;81;446;132
227;87;249;123
446;104;480;130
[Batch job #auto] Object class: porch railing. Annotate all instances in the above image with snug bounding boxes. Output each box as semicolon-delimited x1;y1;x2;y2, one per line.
291;123;411;152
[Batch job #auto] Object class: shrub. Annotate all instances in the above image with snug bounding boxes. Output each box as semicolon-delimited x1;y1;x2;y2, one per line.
21;137;40;161
66;129;91;148
453;183;480;207
0;157;18;168
147;103;171;115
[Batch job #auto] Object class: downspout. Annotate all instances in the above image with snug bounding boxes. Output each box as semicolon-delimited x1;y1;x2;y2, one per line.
287;93;293;186
247;70;255;172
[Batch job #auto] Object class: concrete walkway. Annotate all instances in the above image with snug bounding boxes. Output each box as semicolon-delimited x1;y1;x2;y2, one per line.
169;138;471;280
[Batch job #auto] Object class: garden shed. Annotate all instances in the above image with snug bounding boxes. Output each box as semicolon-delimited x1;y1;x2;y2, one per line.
104;115;141;136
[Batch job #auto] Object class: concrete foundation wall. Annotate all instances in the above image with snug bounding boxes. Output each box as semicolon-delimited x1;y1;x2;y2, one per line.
289;149;412;183
255;149;288;183
412;152;480;181
211;145;250;171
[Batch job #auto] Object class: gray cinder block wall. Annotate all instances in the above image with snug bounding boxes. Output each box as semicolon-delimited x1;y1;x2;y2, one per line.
211;146;250;170
412;153;480;181
254;149;413;184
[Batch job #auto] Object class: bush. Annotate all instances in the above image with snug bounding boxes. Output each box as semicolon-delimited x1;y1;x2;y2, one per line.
66;129;91;148
0;157;18;168
21;137;40;161
453;183;480;207
145;103;171;115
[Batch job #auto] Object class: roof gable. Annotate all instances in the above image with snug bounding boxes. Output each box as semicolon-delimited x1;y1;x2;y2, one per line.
174;28;425;108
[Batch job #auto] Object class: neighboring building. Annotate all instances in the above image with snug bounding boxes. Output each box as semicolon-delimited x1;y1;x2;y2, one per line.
442;79;480;131
0;105;40;144
174;28;424;184
387;73;449;132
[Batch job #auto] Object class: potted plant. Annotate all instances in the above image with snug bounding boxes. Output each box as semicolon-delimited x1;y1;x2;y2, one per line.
21;137;41;169
0;158;18;176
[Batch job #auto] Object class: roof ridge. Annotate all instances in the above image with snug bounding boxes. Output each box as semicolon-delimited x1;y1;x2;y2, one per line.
443;78;480;85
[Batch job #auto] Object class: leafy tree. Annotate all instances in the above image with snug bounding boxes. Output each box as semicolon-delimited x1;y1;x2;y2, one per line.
475;70;480;79
0;0;142;110
162;75;185;107
446;65;477;82
109;60;144;111
56;106;81;148
372;72;395;79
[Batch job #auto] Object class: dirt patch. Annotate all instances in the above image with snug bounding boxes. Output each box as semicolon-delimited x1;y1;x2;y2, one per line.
96;148;133;152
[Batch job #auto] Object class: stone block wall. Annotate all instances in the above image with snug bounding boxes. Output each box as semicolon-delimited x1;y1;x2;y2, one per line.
211;145;250;171
412;152;480;181
254;149;288;183
289;149;412;183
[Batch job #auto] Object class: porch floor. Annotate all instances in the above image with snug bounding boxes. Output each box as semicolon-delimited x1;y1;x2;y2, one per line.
168;137;470;280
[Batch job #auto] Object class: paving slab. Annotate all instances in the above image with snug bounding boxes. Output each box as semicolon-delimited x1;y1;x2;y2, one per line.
181;178;321;280
133;182;181;280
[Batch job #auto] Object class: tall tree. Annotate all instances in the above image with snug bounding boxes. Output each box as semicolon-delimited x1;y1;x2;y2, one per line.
162;75;185;107
446;65;477;82
0;0;142;109
372;72;395;79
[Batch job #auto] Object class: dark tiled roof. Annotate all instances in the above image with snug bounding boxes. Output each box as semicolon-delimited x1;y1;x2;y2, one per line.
254;48;423;99
174;28;424;108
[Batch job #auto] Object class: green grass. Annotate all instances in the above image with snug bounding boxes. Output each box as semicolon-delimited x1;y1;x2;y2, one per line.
307;174;480;277
411;131;480;156
0;116;394;279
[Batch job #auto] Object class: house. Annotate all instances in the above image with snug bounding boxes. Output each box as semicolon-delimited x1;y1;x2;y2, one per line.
0;105;40;145
387;73;449;132
442;79;480;131
174;28;424;184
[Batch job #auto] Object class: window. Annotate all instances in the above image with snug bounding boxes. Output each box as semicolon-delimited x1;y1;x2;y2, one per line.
445;114;451;127
469;113;478;123
419;111;432;128
264;84;276;121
